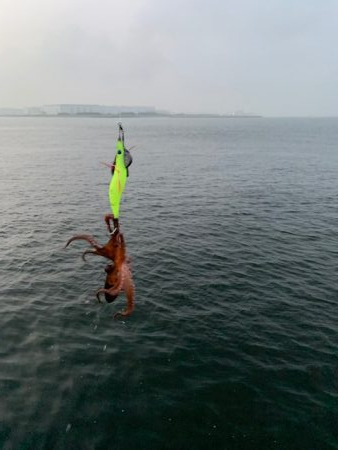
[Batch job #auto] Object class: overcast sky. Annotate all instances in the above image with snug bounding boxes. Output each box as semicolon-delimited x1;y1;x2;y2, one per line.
0;0;337;116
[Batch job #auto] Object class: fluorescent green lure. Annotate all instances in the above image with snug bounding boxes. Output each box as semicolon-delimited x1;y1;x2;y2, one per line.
109;136;127;219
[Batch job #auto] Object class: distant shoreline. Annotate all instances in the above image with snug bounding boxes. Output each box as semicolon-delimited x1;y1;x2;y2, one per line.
0;113;262;119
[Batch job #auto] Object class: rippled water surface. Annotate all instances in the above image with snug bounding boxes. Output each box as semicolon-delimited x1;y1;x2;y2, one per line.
1;117;338;449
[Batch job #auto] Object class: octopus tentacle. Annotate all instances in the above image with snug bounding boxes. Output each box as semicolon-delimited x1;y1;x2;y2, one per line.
96;285;121;303
96;288;105;303
114;265;135;319
114;310;131;319
81;249;100;262
106;272;124;297
65;234;102;250
114;302;134;318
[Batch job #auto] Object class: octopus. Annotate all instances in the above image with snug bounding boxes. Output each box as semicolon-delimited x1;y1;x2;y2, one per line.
65;216;135;318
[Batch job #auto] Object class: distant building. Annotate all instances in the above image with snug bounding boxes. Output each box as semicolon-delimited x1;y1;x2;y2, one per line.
24;107;45;116
41;104;99;115
41;104;156;115
0;108;25;116
116;105;156;114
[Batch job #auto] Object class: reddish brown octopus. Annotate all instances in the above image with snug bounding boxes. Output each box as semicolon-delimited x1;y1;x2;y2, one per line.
65;222;135;319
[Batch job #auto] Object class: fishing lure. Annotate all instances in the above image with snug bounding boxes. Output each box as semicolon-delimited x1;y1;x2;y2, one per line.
105;123;132;234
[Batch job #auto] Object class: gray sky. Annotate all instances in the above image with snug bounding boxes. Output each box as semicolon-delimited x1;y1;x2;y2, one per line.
0;0;337;116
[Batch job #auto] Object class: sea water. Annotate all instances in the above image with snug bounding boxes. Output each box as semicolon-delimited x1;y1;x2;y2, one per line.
1;117;338;449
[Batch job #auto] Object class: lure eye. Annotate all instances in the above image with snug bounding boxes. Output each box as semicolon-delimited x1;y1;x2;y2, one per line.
117;150;122;155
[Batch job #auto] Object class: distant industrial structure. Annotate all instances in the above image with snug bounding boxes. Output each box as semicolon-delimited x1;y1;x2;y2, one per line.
0;108;24;116
0;104;157;116
41;104;156;116
0;104;260;118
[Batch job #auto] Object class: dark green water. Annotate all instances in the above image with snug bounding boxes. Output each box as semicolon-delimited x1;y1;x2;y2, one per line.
1;117;338;449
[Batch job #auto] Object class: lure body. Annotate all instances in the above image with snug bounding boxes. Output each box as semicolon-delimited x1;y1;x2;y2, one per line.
108;139;127;218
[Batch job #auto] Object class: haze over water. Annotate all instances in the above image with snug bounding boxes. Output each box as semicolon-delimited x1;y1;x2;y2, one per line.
1;117;338;449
